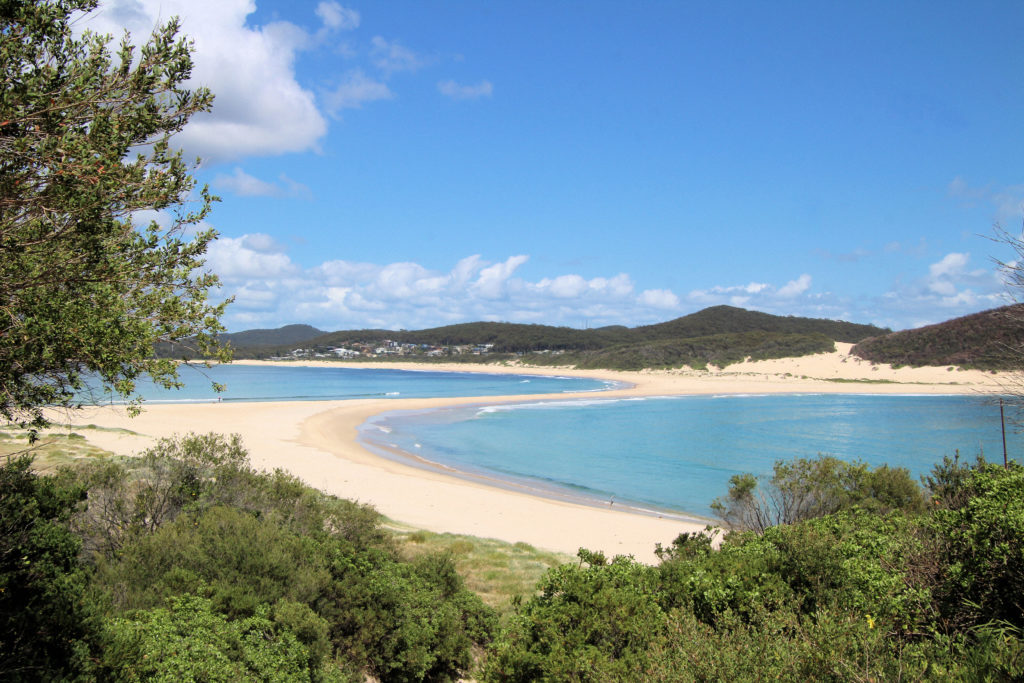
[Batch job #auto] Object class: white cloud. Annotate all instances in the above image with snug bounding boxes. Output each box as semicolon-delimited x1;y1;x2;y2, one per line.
638;289;680;309
205;235;297;279
948;176;1024;221
213;167;312;199
546;275;589;298
202;240;1010;334
870;251;1006;328
777;274;812;298
438;79;494;100
929;252;969;279
207;245;690;331
472;255;529;299
371;36;427;74
316;2;359;30
85;0;327;162
326;69;393;113
240;233;284;253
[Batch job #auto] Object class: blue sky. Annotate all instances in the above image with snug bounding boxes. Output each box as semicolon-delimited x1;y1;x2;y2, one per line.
84;1;1024;332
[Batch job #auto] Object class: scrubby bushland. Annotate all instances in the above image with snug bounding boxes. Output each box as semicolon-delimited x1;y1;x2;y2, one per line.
523;331;836;371
0;457;93;681
1;433;495;681
481;457;1024;681
710;455;926;533
851;304;1024;370
5;437;1023;681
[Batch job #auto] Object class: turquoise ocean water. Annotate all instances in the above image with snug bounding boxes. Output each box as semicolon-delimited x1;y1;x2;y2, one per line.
84;364;617;403
361;393;1022;519
92;366;1020;520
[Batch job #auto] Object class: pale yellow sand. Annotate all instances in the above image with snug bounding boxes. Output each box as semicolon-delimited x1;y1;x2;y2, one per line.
43;344;1009;563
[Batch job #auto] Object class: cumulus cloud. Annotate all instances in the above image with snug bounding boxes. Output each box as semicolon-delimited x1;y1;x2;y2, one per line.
869;251;1007;328
315;2;359;30
199;237;1019;334
84;0;328;162
371;36;428;74
325;69;393;113
205;243;691;331
777;274;812;298
213;167;312;199
205;235;297;279
438;79;494;100
688;274;826;316
638;289;681;309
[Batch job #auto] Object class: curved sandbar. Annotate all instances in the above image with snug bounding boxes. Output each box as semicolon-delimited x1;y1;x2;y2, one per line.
51;344;1010;563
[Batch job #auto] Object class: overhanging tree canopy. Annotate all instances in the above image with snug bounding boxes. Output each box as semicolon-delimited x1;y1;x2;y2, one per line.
0;0;229;430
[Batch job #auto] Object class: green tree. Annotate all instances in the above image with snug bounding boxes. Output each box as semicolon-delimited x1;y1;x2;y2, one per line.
100;594;333;683
0;456;94;680
0;0;229;433
711;455;924;533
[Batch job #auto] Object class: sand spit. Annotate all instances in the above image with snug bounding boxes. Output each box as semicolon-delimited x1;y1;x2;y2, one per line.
44;344;1010;563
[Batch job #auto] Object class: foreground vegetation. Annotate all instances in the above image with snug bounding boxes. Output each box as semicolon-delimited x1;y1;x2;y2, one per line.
2;434;1022;681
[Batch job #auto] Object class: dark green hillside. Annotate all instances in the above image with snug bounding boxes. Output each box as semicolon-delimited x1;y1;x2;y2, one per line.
306;321;630;353
221;324;326;348
851;304;1024;370
157;324;327;360
526;331;836;371
635;305;888;343
222;307;887;369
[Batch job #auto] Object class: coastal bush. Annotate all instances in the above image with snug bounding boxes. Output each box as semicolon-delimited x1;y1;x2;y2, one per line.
98;594;331;682
925;461;1024;629
710;455;925;533
73;434;496;681
9;433;1024;680
481;550;666;682
0;456;96;681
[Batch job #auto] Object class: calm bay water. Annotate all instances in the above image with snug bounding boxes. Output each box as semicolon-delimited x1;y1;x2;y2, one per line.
361;393;1022;519
90;366;1020;520
84;364;618;403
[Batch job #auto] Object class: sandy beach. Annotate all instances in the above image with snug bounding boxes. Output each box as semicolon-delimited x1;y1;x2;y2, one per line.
46;344;1011;563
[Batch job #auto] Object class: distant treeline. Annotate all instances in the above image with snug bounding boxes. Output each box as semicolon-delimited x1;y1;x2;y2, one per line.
513;331;836;371
298;305;885;353
162;306;890;370
851;304;1024;370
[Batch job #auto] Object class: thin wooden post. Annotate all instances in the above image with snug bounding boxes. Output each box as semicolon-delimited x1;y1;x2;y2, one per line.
1001;398;1008;469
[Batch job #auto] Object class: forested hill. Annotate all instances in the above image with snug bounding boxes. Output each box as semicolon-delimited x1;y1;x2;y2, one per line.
219;324;326;348
211;306;890;370
631;306;886;343
273;306;887;354
851;304;1024;370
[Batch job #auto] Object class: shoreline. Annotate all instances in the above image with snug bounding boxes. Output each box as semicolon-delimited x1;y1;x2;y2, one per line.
356;403;712;526
45;344;1012;563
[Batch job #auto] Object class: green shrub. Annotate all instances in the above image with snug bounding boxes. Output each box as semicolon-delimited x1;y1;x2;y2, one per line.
481;550;665;682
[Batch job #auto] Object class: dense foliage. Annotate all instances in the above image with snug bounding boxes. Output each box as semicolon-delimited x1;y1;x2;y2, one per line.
483;456;1024;681
851;304;1024;370
524;331;836;371
0;434;495;681
4;442;1022;680
0;0;229;432
711;455;925;533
